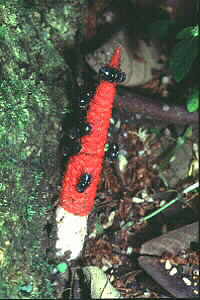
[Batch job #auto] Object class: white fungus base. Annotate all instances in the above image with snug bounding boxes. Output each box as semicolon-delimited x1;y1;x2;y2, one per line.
56;206;88;260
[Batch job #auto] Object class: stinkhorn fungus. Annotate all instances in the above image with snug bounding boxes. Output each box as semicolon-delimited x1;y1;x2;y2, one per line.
56;48;125;260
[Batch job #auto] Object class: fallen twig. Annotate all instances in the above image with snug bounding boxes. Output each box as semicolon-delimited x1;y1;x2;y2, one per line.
117;90;199;125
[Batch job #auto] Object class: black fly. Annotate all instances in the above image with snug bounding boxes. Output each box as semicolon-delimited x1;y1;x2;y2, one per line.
99;66;126;83
66;122;92;140
78;90;94;110
62;89;94;161
79;121;92;137
77;90;94;121
77;173;92;193
106;143;119;161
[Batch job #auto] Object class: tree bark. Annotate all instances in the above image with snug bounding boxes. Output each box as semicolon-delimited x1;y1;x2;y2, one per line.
0;0;86;298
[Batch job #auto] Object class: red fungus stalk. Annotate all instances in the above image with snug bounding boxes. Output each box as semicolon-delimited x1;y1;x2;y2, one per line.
56;48;123;259
60;48;122;216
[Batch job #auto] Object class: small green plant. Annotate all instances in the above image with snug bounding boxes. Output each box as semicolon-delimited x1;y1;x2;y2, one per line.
186;88;199;112
169;25;199;82
57;262;68;273
149;15;199;112
122;181;199;230
159;126;193;170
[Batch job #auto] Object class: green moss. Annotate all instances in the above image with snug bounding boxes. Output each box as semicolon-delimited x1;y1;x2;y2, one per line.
0;25;7;38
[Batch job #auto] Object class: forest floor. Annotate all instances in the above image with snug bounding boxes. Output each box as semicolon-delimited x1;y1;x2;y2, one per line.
54;76;199;298
53;1;199;298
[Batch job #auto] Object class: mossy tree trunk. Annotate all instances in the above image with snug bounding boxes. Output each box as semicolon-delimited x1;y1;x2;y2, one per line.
0;0;86;298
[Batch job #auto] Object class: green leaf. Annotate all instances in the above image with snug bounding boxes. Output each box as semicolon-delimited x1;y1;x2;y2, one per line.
184;126;193;138
57;262;68;273
19;284;33;293
192;25;199;37
149;19;174;39
95;223;104;235
186;88;199;112
169;37;198;82
177;136;185;146
176;25;199;39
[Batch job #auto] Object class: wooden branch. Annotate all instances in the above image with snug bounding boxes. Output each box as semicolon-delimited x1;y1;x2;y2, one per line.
116;91;199;125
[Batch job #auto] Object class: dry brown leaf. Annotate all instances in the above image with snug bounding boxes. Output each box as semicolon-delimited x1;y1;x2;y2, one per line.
86;30;163;87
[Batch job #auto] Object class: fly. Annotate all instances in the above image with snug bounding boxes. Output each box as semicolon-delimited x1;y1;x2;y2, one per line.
77;173;92;193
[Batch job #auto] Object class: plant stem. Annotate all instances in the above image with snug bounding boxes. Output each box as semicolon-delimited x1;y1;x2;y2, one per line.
122;181;199;229
140;195;181;222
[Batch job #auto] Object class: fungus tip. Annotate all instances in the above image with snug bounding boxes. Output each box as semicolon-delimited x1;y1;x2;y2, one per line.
109;47;121;69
